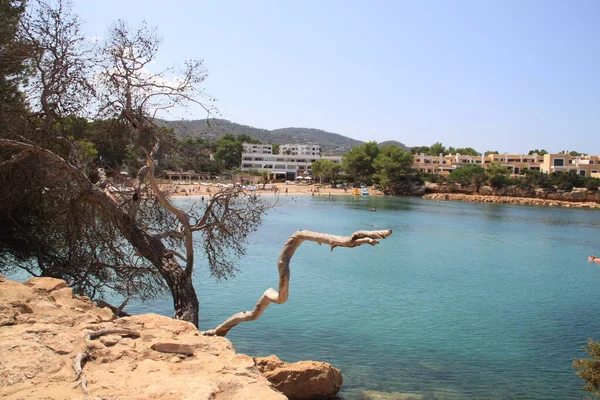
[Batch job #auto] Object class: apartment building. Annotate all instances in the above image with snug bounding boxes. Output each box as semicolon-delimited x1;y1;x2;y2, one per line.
541;154;600;177
413;152;600;177
242;143;273;154
241;144;341;180
279;144;321;156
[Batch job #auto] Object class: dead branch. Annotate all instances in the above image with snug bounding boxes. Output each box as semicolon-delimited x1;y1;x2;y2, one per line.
202;229;393;336
95;299;131;318
73;352;88;381
87;328;140;340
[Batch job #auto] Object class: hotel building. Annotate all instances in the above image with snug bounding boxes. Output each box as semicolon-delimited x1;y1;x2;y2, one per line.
241;143;341;180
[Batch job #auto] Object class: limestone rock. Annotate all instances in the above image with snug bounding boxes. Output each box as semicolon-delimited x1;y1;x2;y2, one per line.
255;354;343;399
24;277;67;292
361;390;424;400
0;278;286;400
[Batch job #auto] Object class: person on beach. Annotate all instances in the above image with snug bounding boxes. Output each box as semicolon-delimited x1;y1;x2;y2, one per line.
589;255;600;264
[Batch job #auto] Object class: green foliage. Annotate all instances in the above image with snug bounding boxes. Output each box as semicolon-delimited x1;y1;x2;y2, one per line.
574;339;600;397
528;149;548;156
421;173;446;184
411;145;430;155
455;147;480;156
342;141;380;183
485;162;511;188
372;145;414;187
519;169;553;189
311;159;342;182
429;142;446;156
213;133;244;170
550;171;586;190
585;179;599;191
485;150;499;156
448;165;486;186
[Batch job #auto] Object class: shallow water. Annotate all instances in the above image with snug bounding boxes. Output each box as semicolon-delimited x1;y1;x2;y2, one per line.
112;196;600;399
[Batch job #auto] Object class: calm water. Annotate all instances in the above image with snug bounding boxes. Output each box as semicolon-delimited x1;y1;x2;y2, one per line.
128;195;600;399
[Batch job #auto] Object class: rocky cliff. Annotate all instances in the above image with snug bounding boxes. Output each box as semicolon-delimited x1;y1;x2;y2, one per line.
0;275;342;400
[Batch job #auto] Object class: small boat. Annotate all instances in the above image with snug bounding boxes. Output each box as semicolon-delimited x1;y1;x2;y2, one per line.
361;189;369;195
352;188;360;195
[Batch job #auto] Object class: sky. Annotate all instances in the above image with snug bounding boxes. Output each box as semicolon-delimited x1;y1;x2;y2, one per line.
73;0;599;154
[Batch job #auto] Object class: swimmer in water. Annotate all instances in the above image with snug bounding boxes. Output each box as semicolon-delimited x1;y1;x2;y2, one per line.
588;255;600;264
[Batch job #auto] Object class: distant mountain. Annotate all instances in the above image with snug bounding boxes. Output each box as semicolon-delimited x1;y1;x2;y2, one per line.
377;140;410;152
157;118;407;155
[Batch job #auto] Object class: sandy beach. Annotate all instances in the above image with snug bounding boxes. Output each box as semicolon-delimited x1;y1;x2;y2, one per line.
164;182;384;198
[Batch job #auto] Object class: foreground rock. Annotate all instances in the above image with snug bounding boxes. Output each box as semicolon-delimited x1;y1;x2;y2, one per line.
0;276;289;399
255;355;343;399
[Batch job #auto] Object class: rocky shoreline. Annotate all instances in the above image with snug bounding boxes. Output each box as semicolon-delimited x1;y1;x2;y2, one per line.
423;193;600;209
0;275;342;399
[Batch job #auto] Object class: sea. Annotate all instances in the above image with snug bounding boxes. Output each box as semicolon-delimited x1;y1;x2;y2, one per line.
34;194;600;399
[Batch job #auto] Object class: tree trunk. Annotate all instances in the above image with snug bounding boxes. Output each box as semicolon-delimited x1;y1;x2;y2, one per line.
90;190;200;327
164;256;199;327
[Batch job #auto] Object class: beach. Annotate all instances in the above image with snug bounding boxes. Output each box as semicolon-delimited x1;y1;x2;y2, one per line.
164;182;384;198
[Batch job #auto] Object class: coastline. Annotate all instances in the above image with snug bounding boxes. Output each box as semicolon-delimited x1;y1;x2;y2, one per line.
162;182;600;210
423;192;600;209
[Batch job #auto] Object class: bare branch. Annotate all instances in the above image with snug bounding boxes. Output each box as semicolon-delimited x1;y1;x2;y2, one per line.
202;229;393;336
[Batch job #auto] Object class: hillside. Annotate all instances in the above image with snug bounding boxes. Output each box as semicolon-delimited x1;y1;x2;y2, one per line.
377;140;410;151
157;118;404;155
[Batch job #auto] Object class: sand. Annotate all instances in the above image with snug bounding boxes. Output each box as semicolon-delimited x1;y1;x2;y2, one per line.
164;182;384;198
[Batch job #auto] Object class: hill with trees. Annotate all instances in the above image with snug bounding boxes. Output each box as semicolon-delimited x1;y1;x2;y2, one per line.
157;118;403;155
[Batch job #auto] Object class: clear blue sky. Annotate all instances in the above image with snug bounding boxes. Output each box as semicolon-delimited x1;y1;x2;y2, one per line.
74;0;599;154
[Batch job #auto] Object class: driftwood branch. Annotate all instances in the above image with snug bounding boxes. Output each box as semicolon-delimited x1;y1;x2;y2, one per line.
95;299;131;318
72;352;89;394
202;229;392;336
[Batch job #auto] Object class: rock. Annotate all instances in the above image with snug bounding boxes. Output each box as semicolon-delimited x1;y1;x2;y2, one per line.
150;342;194;356
24;277;67;292
99;335;122;347
0;278;286;399
362;390;424;400
255;355;343;399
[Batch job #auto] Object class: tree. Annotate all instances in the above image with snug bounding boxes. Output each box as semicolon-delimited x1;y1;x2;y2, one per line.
485;162;511;189
213;133;243;170
411;145;430;155
574;339;600;397
0;0;32;133
429;142;446;156
342;141;380;183
528;149;548;156
485;150;499;156
455;147;480;156
311;159;342;184
448;165;487;191
372;145;414;187
0;1;268;328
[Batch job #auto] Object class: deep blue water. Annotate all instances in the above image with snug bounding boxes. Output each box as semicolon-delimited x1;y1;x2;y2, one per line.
123;196;600;399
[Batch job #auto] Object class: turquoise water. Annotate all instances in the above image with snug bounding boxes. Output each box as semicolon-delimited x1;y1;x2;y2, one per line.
128;195;600;399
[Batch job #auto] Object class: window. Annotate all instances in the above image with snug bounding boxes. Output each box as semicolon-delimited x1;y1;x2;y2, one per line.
553;159;564;167
579;170;586;176
514;167;520;174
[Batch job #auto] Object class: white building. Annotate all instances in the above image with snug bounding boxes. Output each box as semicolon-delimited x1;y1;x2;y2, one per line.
241;143;341;180
279;144;321;156
242;143;273;154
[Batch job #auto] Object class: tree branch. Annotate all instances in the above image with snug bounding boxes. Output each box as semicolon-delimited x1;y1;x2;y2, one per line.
202;229;393;336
